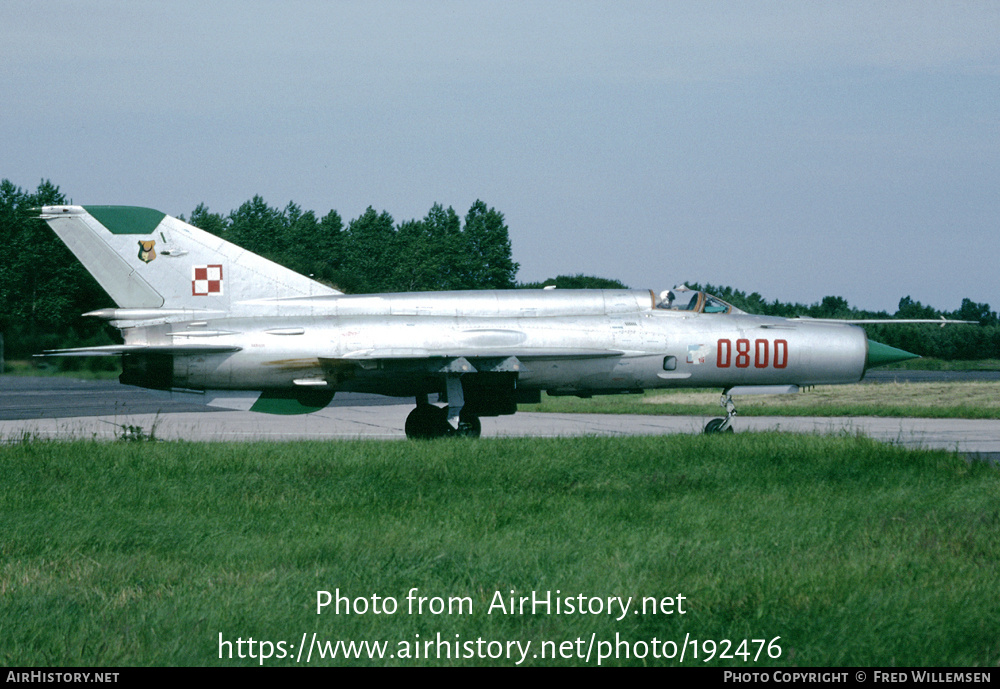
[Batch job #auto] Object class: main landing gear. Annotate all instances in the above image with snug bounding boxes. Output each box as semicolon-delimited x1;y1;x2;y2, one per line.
704;389;736;434
404;400;481;440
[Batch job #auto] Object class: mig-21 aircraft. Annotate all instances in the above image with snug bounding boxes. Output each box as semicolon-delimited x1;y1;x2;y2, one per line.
37;205;951;438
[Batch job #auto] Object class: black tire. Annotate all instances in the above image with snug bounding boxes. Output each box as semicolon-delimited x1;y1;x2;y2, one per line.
457;413;482;438
704;418;726;434
405;404;452;439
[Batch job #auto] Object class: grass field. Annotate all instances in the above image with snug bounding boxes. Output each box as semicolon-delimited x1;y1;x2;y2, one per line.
2;435;998;666
522;382;1000;419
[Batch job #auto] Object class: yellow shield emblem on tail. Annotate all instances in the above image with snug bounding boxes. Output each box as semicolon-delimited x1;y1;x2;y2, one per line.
137;240;156;263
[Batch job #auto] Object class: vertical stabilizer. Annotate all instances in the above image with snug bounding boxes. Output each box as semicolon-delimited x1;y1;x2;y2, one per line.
39;205;341;309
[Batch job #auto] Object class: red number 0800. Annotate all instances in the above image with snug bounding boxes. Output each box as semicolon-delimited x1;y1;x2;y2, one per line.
717;338;788;369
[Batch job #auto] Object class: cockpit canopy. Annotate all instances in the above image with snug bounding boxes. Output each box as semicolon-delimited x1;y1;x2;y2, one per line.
655;287;744;314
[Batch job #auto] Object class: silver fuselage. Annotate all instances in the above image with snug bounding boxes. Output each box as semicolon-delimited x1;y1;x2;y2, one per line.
112;289;869;397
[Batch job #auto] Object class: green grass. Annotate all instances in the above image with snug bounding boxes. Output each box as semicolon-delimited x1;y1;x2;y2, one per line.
523;382;1000;419
2;436;998;666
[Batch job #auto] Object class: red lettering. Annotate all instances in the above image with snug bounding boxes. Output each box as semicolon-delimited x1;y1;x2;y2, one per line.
774;339;788;368
735;339;750;368
717;339;731;367
716;338;789;369
754;339;768;368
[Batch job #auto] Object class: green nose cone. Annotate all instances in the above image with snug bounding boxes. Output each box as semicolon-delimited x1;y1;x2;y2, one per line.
866;339;920;369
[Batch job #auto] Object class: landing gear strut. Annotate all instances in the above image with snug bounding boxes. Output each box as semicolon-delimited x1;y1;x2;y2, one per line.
704;389;736;434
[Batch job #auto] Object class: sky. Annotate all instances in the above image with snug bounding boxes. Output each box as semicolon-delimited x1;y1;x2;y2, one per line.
3;1;998;313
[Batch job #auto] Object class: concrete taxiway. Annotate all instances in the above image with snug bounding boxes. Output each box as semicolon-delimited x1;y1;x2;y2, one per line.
2;375;999;461
2;401;1000;463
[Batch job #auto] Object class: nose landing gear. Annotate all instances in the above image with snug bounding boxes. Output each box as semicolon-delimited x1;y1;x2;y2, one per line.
704;389;736;434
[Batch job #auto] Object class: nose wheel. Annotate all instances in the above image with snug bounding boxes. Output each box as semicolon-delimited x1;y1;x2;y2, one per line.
704;390;736;434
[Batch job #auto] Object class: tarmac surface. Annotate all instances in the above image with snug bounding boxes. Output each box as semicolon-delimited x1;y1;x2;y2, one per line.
0;376;403;420
2;369;998;421
2;374;999;463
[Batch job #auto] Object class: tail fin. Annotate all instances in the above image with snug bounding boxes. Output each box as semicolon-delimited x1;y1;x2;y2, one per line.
39;205;341;309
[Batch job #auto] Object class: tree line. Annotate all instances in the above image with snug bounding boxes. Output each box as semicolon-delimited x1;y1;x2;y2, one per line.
183;195;518;295
0;178;996;362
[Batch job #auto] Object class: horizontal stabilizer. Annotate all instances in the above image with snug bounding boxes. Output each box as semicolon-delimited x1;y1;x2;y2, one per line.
83;308;224;321
38;344;242;357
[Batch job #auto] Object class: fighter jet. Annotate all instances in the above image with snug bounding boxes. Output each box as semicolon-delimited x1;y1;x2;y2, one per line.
37;205;948;438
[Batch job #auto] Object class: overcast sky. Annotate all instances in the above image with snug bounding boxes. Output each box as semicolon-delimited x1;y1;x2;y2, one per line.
3;1;997;312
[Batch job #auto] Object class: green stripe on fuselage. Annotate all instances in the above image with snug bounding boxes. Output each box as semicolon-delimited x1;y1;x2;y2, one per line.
84;206;166;235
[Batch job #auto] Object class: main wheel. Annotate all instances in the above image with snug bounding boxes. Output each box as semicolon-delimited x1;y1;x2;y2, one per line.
405;404;452;439
457;412;482;438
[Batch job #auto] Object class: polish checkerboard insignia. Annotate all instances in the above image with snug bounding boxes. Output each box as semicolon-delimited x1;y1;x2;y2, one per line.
192;264;224;296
